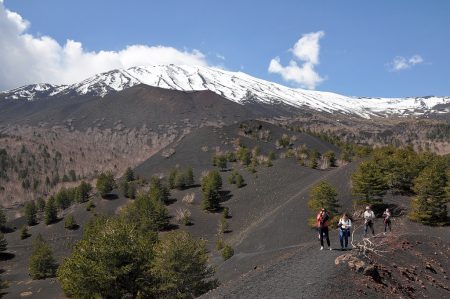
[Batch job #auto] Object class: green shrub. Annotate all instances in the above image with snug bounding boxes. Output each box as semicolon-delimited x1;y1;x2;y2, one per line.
124;167;135;182
216;239;224;251
44;197;58;225
219;217;229;234
36;197;46;212
20;225;30;239
236;174;244;188
0;233;7;252
0;207;6;231
24;201;37;226
149;177;170;203
75;181;92;203
222;245;234;261
64;215;78;230
96;172;116;198
223;207;230;219
86;200;96;211
29;234;58;279
237;147;251;166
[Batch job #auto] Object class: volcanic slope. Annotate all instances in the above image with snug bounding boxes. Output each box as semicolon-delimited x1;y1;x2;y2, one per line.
3;120;447;298
0;84;257;129
0;84;258;206
133;120;357;280
1;120;345;298
134;121;449;299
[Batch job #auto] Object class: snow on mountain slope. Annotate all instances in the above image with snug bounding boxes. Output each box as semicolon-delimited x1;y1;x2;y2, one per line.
1;65;449;118
2;83;66;101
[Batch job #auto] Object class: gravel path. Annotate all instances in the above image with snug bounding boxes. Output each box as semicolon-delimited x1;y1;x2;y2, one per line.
203;242;352;299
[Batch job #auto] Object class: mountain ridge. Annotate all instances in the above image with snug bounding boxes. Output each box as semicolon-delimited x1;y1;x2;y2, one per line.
1;64;450;118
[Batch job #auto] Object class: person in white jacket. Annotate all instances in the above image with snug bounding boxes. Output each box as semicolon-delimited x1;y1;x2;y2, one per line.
338;213;352;250
383;208;392;232
363;206;375;236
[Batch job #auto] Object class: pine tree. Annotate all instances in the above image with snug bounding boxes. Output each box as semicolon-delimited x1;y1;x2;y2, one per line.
168;168;177;189
124;193;170;232
120;180;129;198
236;174;244;188
226;151;237;162
29;234;58;279
68;169;77;182
20;225;30;239
216;155;228;171
44;197;58;225
268;150;276;161
129;182;137;199
64;215;78;230
0;276;7;295
351;160;388;204
310;150;320;169
24;201;37;226
221;245;234;261
219;217;229;234
0;233;7;252
308;181;340;216
124;167;135;182
185;167;194;187
340;147;352;162
174;172;186;189
57;217;157;298
0;207;6;231
201;171;222;211
237;147;251;166
76;181;92;203
55;187;72;210
151;231;217;298
36;197;46;212
96;172;115;198
149;177;169;203
323;151;336;167
223;207;230;219
409;163;449;225
446;169;450;199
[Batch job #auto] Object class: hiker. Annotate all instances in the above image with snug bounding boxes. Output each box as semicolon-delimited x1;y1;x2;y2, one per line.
317;208;332;250
363;206;375;237
383;208;392;232
338;213;352;250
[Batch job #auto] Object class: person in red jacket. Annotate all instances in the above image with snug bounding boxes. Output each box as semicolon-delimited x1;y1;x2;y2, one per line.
317;208;331;250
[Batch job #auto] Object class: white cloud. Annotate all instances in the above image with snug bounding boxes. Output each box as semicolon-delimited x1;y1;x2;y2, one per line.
268;31;325;90
388;54;424;71
0;2;209;90
216;53;226;60
409;55;423;65
291;31;324;65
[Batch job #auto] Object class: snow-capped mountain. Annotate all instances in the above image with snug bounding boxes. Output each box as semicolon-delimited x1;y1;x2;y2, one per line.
1;65;449;118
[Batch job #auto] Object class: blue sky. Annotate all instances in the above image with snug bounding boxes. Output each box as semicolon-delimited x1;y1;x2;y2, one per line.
1;0;449;97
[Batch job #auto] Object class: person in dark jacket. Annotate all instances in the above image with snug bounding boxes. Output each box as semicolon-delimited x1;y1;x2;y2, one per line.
316;208;331;250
